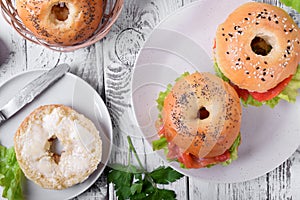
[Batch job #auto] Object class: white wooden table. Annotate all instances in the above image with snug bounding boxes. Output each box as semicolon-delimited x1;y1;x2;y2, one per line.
0;0;300;199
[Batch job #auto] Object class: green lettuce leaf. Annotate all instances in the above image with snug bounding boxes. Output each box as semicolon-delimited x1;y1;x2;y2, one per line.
152;137;168;151
280;0;300;13
241;95;263;107
255;65;300;108
0;145;24;200
152;133;241;168
221;134;241;166
213;62;229;82
214;62;300;108
156;83;172;113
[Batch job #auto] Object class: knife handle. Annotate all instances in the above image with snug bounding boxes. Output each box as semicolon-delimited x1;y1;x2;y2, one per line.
0;111;6;125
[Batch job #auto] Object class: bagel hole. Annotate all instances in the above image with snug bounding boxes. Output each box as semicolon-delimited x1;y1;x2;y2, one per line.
49;137;64;164
198;107;209;120
51;2;69;21
251;36;272;56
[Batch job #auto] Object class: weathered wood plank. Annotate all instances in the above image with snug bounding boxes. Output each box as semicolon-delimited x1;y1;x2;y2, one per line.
103;0;190;199
0;15;26;82
291;148;300;200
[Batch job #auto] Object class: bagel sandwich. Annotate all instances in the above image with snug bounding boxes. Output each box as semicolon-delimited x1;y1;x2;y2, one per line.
152;72;242;169
213;2;300;108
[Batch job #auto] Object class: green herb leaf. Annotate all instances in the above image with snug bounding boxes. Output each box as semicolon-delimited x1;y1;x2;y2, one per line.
130;183;143;195
146;188;176;200
130;192;147;200
109;136;184;200
108;169;134;200
108;169;133;187
116;186;132;200
0;145;24;200
280;0;300;13
150;166;184;184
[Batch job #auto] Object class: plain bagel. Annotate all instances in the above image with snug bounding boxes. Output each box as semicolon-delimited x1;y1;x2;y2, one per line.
14;104;102;190
16;0;103;45
215;2;300;92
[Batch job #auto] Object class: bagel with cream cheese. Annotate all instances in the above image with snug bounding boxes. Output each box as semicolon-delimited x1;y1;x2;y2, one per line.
153;72;242;169
16;0;103;46
14;104;102;189
213;2;300;108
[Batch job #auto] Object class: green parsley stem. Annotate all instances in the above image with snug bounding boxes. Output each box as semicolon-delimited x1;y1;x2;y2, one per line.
127;136;145;171
127;136;157;188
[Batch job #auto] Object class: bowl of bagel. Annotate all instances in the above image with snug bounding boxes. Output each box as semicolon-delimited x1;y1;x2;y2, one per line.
0;0;123;52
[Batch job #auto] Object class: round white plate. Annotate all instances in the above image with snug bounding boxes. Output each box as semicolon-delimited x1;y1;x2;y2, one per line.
131;0;300;183
0;70;113;199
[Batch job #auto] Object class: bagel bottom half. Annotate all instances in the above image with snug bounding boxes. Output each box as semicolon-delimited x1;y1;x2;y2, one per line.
14;104;102;189
153;72;242;169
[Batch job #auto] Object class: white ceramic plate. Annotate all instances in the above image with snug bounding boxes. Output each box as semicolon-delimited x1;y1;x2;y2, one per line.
0;70;113;199
131;0;300;183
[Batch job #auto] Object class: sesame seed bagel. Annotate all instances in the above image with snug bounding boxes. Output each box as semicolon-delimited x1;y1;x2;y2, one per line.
215;2;300;92
16;0;103;45
14;104;102;190
162;72;242;158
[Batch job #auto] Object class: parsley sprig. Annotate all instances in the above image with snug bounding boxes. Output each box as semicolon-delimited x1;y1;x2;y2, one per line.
108;136;184;200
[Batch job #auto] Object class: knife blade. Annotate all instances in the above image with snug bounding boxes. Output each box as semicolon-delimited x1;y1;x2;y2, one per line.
0;63;70;125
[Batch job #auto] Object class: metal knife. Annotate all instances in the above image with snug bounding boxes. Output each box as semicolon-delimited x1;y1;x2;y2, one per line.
0;63;70;125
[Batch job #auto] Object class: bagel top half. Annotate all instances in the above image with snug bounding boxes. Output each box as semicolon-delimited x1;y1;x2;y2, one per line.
215;2;300;92
162;72;242;159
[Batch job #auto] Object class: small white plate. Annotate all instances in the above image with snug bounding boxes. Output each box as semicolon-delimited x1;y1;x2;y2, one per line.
0;69;113;199
131;0;300;183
